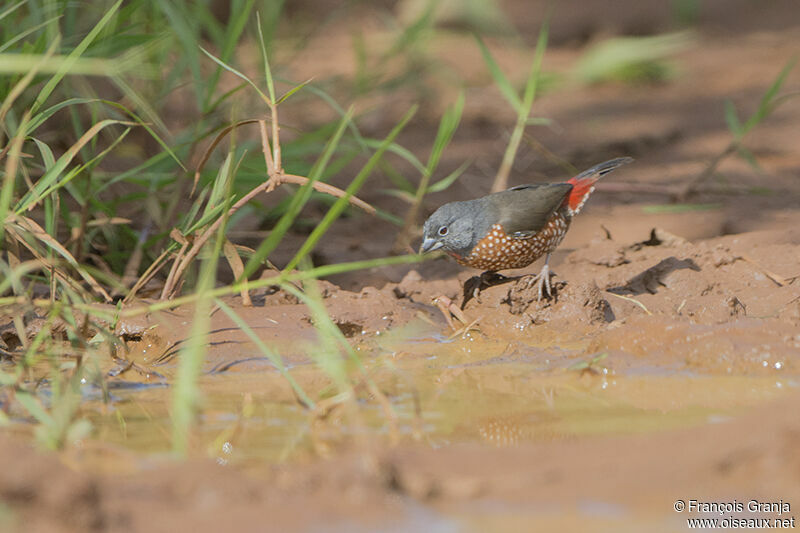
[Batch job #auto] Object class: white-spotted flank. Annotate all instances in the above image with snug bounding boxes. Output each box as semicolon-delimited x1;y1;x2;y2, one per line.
457;213;570;271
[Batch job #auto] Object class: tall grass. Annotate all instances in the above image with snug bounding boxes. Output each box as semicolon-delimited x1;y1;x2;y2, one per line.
0;1;434;454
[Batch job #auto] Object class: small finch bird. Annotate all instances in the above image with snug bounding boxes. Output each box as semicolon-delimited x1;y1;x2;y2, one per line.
419;157;633;300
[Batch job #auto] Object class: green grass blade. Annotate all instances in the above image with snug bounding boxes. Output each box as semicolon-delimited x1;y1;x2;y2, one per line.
200;46;271;106
26;97;99;133
426;159;471;194
32;0;123;113
280;282;350;391
380;160;416;193
742;56;797;135
256;11;276;105
521;23;548;116
0;15;60;55
111;74;170;138
0;53;132;76
171;167;230;457
31;138;56;169
386;0;436;58
185;202;226;234
158;1;202;109
15;391;56;428
27;96;184;171
303;83;369;152
15;119;136;214
43;128;132;206
642;203;722;214
363;139;426;175
724;100;743;139
277;78;313;105
0;0;27;21
203;0;257;110
525;116;552;126
214;299;315;408
374;207;404;226
574;32;690;84
493;15;549;192
0;253;427;316
381;188;416;204
0;37;60;124
737;145;761;171
205;152;236;215
284;105;417;272
475;34;521;112
0;112;30;239
426;90;465;175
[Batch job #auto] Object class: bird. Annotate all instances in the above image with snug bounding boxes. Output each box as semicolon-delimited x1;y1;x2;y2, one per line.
419;157;633;301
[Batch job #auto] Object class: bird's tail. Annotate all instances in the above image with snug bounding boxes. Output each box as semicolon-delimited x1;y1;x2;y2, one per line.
563;157;633;215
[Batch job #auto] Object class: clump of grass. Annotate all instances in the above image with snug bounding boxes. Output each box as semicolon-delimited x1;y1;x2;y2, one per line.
679;56;798;200
0;276;111;450
568;352;609;375
475;16;550;192
1;1;438;456
574;32;691;85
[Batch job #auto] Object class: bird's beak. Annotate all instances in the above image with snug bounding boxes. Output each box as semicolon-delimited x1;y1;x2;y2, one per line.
419;237;444;254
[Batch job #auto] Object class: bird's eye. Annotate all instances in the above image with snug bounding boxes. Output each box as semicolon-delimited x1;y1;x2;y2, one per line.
438;226;448;236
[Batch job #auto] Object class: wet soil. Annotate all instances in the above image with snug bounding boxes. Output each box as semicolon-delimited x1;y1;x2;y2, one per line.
3;1;800;531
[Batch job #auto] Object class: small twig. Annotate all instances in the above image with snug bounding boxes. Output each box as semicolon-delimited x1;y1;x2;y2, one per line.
677;143;737;201
160;231;190;301
192;119;259;196
124;246;173;303
260;119;278;188
737;253;788;287
269;105;281;177
282;174;376;214
606;291;652;315
447;316;482;340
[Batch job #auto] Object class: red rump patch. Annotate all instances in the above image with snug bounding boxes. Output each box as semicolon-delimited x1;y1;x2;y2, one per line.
563;174;599;212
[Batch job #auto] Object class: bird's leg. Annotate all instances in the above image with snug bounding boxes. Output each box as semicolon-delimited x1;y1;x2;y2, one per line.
475;271;509;300
525;254;556;301
461;271;515;309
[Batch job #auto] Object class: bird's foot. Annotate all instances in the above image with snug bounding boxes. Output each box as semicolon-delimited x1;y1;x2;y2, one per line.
523;263;556;301
461;271;515;309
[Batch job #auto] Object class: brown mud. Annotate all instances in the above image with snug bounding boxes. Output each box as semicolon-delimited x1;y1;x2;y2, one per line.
3;1;800;531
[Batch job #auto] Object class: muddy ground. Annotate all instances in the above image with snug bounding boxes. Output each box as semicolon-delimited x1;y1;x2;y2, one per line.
3;0;800;531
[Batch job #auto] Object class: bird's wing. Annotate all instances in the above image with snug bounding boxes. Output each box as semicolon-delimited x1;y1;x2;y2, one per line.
494;183;573;237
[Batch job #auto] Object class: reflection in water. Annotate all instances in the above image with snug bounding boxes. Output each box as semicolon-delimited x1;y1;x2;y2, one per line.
57;321;795;465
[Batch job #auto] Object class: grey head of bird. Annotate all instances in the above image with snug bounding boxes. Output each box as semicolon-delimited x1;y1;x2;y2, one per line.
420;198;491;257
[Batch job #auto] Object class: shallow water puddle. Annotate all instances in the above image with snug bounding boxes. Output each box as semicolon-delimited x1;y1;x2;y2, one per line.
77;324;795;466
